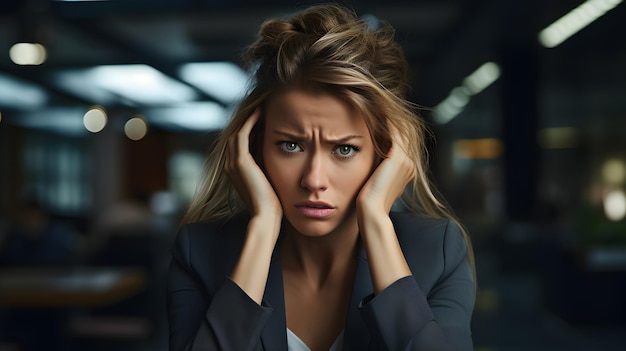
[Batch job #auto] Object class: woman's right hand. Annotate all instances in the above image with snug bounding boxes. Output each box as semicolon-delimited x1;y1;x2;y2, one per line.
226;109;282;304
225;109;283;219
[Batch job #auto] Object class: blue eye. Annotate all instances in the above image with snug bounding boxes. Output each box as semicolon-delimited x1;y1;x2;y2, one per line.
279;142;302;153
333;144;360;158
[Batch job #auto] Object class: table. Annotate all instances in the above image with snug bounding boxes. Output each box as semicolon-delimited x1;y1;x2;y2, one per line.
0;266;147;308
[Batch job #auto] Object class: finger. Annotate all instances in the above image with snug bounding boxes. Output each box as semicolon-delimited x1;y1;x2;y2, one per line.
228;109;263;209
384;124;415;181
225;134;236;174
388;124;406;151
242;108;261;131
237;108;261;152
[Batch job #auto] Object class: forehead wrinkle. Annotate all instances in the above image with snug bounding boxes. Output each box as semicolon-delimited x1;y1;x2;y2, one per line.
265;90;369;144
323;135;364;144
271;129;365;146
271;130;307;142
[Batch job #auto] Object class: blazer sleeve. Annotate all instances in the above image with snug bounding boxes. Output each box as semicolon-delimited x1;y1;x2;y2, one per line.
358;219;475;351
167;224;273;351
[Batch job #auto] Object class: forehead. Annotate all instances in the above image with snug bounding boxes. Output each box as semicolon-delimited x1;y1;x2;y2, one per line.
264;88;368;133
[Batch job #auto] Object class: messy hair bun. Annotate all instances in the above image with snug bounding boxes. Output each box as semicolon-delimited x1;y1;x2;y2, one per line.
244;4;410;99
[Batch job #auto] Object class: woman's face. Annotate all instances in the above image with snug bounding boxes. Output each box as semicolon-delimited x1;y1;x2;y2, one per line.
262;88;377;238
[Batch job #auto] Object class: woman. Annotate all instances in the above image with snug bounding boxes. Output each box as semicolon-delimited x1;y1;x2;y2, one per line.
167;4;475;351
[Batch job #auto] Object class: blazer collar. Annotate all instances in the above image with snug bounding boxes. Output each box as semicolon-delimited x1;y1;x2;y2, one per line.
342;241;373;350
261;247;288;351
259;240;373;351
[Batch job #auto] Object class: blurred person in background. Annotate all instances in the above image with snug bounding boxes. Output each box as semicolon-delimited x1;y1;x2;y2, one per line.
0;198;81;266
167;4;475;351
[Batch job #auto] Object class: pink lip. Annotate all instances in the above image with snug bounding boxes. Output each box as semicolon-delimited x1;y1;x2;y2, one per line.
294;201;336;218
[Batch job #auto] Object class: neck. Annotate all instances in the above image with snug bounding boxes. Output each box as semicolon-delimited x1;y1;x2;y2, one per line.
280;218;359;290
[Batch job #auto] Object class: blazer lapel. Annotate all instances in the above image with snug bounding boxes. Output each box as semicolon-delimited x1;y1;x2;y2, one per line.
258;239;373;351
260;249;287;351
343;243;373;350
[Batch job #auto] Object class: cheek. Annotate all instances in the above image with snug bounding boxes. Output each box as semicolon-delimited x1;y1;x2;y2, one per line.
354;145;377;179
329;156;375;202
340;162;373;193
262;152;294;197
263;158;280;186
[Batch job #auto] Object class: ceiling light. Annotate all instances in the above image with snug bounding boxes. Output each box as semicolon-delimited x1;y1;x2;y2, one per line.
125;116;148;141
539;0;623;48
0;72;48;109
83;106;107;133
52;64;198;106
433;62;500;124
12;108;87;136
604;190;626;221
178;62;250;104
462;62;501;95
145;102;229;131
9;43;47;66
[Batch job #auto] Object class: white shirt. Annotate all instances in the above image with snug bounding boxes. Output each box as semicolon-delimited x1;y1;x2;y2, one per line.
287;328;344;351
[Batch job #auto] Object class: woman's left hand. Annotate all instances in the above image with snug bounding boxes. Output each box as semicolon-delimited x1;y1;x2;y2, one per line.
356;127;415;293
356;127;415;215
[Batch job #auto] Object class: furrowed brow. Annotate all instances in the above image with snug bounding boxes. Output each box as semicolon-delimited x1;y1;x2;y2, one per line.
272;131;363;144
325;135;363;144
272;130;307;142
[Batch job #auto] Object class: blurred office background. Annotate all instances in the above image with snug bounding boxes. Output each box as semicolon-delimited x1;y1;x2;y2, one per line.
0;0;625;350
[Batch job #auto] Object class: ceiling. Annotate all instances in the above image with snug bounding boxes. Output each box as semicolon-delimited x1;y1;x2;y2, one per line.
0;0;624;134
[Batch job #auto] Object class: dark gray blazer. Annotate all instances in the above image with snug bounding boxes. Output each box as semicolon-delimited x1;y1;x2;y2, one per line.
167;212;475;351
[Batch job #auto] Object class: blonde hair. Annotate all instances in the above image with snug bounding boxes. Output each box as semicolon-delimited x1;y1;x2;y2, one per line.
182;4;474;271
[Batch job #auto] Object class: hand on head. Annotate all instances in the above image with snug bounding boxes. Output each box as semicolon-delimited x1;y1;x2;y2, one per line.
356;126;416;215
224;109;282;219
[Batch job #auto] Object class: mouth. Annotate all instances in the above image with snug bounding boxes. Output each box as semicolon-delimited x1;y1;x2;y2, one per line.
294;201;336;218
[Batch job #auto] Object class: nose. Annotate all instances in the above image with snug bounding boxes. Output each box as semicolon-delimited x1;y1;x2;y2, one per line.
300;151;328;192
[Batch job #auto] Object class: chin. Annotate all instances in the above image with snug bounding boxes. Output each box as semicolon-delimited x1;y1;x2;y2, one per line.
287;220;338;238
283;210;356;238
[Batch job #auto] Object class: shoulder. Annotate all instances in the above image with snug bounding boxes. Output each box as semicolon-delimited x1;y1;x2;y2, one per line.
390;212;451;238
389;212;469;292
390;211;464;251
170;212;248;273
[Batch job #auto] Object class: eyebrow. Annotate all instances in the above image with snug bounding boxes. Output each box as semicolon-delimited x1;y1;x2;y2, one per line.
272;130;363;144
